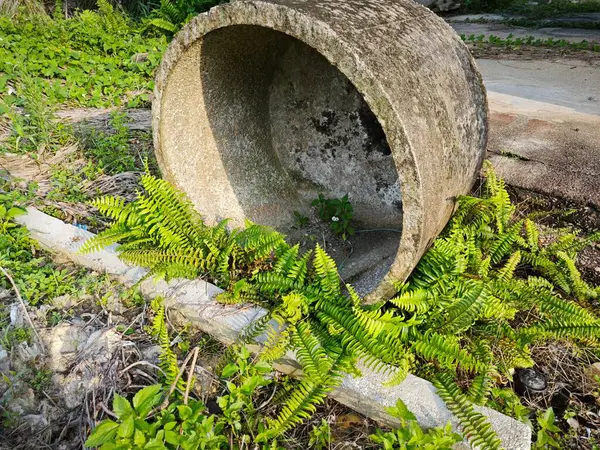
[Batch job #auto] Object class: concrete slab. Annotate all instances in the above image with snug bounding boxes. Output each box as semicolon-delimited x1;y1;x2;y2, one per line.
487;92;600;207
15;207;532;450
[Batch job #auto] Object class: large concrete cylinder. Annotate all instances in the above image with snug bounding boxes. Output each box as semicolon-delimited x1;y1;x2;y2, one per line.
152;0;488;302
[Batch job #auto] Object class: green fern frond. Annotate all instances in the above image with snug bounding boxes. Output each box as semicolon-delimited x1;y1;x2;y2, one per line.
412;332;487;374
489;220;523;264
535;290;597;323
287;250;312;284
557;251;596;300
253;272;300;294
524;219;539;251
433;372;503;450
497;250;521;281
150;298;183;390
434;282;488;334
390;289;429;314
273;245;299;275
266;351;353;436
383;353;412;387
313;245;341;298
521;320;600;343
316;302;393;370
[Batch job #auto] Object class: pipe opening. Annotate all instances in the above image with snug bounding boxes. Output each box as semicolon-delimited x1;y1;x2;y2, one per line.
200;25;402;294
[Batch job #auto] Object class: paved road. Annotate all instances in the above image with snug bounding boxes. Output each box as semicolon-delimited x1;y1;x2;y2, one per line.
480;58;600;207
477;59;600;115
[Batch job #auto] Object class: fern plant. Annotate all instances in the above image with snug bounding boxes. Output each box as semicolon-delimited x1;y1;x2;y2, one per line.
83;163;600;449
148;296;184;391
144;0;226;35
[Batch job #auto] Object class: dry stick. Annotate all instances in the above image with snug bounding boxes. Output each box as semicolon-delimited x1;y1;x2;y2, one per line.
0;266;45;352
119;360;166;378
183;346;200;405
159;347;199;410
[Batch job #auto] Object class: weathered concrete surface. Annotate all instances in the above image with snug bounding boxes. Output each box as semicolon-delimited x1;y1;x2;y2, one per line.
480;59;600;207
52;58;600;212
153;0;488;302
487;93;600;207
15;207;531;450
449;21;600;43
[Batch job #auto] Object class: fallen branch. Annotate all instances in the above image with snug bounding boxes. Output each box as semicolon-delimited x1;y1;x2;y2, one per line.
159;346;199;410
0;266;45;352
184;346;200;405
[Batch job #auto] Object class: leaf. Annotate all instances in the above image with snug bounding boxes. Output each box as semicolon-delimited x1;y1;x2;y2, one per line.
177;405;192;420
148;18;177;33
118;415;134;438
221;363;238;378
112;393;133;419
386;399;416;422
134;429;146;446
132;384;162;417
6;207;26;219
164;430;179;445
84;420;119;447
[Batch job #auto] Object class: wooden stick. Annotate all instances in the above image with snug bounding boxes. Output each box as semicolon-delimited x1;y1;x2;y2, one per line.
183;346;200;405
0;266;44;352
159;347;198;410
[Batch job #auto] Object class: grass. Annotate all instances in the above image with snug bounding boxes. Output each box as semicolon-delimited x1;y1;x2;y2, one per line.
0;4;166;109
506;0;600;19
465;16;600;30
462;0;600;17
461;33;600;51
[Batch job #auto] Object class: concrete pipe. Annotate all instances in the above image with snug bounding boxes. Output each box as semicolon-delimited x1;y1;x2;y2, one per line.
152;0;488;302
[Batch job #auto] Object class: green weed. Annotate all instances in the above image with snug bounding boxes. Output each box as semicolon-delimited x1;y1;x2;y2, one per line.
84;346;281;449
312;193;355;240
80;112;140;174
461;33;600;51
370;399;462;449
0;3;166;108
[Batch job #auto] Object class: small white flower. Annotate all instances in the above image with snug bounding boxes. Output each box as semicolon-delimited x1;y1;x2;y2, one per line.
331;216;339;222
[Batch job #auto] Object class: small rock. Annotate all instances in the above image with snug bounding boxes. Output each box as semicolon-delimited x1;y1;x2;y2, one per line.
16;342;43;362
141;345;162;363
58;328;124;408
33;304;52;321
101;293;126;315
78;328;121;363
22;413;49;431
50;294;75;309
131;52;149;63
10;303;24;327
2;387;38;415
41;324;91;373
567;417;580;430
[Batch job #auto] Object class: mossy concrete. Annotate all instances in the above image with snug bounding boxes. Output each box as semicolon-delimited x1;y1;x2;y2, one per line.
152;0;488;302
